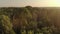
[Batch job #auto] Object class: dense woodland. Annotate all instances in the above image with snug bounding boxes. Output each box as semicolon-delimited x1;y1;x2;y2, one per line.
1;6;60;34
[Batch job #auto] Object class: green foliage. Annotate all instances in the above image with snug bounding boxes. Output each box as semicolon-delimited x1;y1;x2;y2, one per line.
0;7;60;34
1;15;15;34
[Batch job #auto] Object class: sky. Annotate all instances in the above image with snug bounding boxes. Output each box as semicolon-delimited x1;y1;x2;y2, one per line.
0;0;60;7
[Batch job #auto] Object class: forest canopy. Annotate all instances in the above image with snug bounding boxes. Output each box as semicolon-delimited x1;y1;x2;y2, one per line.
0;6;60;34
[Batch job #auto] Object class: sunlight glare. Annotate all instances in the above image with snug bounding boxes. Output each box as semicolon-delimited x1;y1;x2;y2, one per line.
48;0;60;7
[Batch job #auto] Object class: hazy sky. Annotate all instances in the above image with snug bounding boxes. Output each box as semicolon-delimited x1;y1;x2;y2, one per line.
0;0;60;7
